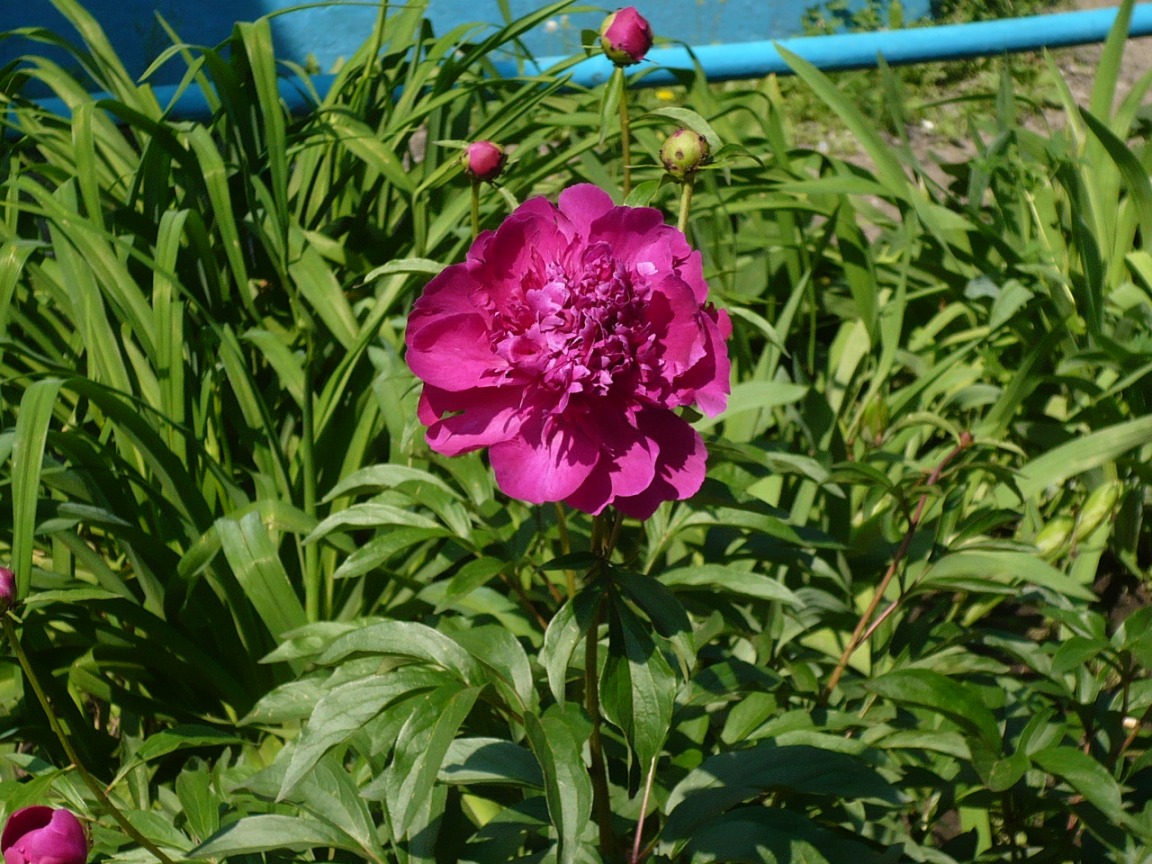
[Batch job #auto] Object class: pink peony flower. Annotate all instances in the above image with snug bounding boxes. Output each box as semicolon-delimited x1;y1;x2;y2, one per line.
405;184;730;519
2;807;87;864
599;7;654;66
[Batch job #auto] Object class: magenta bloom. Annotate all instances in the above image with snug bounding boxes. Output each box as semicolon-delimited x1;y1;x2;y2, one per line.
406;184;730;519
0;567;14;613
600;7;654;66
2;808;87;864
461;141;506;183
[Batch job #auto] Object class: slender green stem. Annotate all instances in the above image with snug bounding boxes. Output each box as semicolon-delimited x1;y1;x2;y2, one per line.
584;591;614;857
619;72;633;198
676;178;694;237
630;755;658;864
470;180;481;240
554;503;577;600
821;433;973;702
301;330;321;621
584;511;626;856
1;616;177;864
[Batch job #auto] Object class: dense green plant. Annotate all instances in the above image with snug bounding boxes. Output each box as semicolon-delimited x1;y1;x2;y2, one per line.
1;0;1150;862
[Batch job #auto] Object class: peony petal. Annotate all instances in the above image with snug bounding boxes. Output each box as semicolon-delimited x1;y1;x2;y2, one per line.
489;415;600;504
2;808;86;864
404;184;731;511
563;467;613;515
406;313;503;392
667;307;732;417
556;184;617;237
613;409;707;519
424;387;525;456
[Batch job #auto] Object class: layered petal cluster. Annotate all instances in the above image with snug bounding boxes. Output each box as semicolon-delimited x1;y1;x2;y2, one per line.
406;184;731;519
2;808;87;864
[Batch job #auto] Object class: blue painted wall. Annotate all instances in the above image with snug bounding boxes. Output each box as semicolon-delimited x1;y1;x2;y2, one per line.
2;1;930;86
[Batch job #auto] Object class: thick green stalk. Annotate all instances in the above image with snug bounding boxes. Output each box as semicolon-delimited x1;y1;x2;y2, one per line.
584;511;626;856
677;178;694;236
470;180;481;240
2;615;178;864
302;331;322;620
584;591;614;857
554;503;577;600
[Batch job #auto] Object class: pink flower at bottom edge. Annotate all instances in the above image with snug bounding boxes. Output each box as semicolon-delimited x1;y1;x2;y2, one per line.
1;807;88;864
405;184;731;520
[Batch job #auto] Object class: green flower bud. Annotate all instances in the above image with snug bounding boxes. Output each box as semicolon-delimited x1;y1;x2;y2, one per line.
660;128;710;180
1035;516;1075;559
1074;481;1122;543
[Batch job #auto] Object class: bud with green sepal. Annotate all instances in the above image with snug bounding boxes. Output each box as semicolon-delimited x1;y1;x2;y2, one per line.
1073;481;1123;544
660;128;710;181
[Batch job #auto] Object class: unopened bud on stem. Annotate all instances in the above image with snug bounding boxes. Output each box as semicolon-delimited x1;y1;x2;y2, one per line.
661;128;710;180
461;141;506;183
599;7;653;66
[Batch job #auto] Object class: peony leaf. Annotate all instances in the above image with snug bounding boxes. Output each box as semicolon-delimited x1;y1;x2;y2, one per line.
279;667;448;798
316;620;486;683
392;684;483;838
525;706;594;864
661;564;800;605
439;737;544;788
664;743;902;845
540;585;606;705
600;597;677;768
193;814;361;858
1032;746;1128;824
867;669;1001;750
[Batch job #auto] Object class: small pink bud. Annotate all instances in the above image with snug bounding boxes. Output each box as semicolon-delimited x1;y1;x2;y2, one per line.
599;7;653;66
0;567;15;613
461;141;506;183
1;807;88;864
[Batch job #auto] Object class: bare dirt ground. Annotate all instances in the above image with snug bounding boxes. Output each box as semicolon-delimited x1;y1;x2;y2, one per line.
907;0;1152;167
802;1;1152;213
1065;0;1152;101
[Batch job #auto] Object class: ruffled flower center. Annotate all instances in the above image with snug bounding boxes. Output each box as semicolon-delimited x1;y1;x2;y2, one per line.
488;241;657;407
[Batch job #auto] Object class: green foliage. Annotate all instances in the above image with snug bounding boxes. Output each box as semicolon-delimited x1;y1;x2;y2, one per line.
1;0;1152;862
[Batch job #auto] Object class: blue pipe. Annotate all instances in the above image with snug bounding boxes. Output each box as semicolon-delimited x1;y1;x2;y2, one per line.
528;4;1152;87
9;4;1152;127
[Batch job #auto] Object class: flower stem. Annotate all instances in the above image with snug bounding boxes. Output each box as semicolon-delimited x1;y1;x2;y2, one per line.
630;755;658;864
618;71;633;198
676;178;694;237
302;330;322;621
1;615;178;864
584;511;627;856
470;179;481;240
584;591;614;857
554;503;577;601
821;433;974;701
